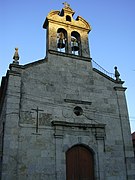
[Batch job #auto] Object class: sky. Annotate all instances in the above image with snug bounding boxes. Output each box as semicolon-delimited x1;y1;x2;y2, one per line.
0;0;135;132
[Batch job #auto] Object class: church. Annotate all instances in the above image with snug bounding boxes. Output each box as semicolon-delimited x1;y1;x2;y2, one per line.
0;3;135;180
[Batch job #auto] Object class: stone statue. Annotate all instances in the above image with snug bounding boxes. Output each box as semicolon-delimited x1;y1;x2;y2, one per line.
13;48;19;64
114;66;121;82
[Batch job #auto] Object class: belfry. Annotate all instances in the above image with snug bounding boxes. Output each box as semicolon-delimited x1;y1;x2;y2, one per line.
0;3;135;180
43;2;91;57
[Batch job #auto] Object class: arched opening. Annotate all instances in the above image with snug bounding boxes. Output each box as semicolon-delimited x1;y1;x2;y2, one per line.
66;145;95;180
71;31;81;56
57;28;67;53
66;15;71;22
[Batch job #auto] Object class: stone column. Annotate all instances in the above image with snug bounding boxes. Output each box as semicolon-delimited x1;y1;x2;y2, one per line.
67;30;72;54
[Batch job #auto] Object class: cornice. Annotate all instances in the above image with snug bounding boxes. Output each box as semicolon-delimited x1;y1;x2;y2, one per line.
114;86;127;91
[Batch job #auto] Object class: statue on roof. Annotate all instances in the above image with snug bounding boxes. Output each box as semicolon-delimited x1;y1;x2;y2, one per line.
63;2;70;8
114;66;121;82
13;48;19;64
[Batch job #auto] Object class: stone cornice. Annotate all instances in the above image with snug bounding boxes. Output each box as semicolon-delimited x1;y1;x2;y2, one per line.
52;121;106;139
64;99;92;105
93;68;125;84
23;58;47;68
52;120;106;129
43;9;91;33
48;50;92;62
9;58;47;71
114;86;127;91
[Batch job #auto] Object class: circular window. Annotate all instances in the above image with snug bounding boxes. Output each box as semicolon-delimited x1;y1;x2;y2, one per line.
73;106;83;116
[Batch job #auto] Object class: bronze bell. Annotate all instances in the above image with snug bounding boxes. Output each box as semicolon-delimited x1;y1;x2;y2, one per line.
71;38;79;51
57;32;66;49
57;39;65;49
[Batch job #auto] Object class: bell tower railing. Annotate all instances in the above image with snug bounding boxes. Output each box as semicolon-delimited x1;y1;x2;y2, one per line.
92;59;115;79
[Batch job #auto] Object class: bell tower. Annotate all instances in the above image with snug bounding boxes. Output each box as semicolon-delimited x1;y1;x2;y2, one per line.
43;3;92;58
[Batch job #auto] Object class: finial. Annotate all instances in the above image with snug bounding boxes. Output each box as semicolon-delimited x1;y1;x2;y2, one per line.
63;2;70;8
114;66;121;82
13;48;19;64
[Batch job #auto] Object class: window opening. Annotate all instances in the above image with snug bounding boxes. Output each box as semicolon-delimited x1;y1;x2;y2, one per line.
74;106;83;116
66;15;71;22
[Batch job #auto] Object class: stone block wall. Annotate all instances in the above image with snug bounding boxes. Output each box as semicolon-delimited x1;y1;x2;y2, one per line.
0;52;135;179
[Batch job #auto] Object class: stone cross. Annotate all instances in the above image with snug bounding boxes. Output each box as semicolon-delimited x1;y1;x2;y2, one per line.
63;2;70;8
31;107;44;133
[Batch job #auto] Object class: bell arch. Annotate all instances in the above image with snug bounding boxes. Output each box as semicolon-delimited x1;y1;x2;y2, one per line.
57;28;68;53
66;15;71;22
71;31;81;56
66;144;95;180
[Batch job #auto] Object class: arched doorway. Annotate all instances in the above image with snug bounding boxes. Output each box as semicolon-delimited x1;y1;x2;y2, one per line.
66;145;94;180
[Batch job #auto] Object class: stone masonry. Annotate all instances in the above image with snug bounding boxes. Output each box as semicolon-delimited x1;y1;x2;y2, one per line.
0;4;135;180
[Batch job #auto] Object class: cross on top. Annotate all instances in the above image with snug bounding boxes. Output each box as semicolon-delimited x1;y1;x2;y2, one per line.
63;2;70;8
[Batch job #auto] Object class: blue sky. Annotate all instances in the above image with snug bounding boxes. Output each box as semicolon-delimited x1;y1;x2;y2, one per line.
0;0;135;132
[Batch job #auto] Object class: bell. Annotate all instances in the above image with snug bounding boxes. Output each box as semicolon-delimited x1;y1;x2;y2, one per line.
57;39;65;49
71;41;79;51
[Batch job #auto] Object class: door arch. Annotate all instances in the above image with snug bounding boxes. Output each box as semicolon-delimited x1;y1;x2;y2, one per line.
66;145;95;180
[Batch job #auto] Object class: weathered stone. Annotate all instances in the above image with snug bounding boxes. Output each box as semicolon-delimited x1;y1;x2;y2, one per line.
0;4;134;180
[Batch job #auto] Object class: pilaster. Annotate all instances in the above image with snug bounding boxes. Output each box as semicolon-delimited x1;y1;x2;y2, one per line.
2;64;22;180
114;86;135;179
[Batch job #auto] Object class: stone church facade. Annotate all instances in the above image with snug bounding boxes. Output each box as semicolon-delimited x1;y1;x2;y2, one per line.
0;3;135;180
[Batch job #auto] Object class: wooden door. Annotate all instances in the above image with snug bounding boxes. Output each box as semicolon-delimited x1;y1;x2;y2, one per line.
66;145;94;180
